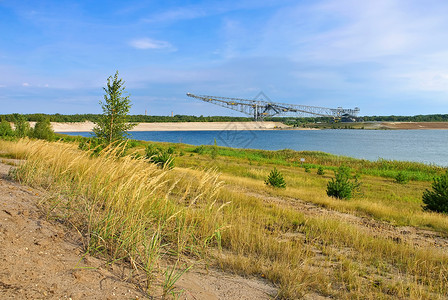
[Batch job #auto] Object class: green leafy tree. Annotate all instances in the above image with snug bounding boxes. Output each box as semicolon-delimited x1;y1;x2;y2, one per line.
13;114;31;138
422;171;448;213
326;165;360;199
265;167;286;188
0;120;14;137
32;117;55;141
93;71;136;144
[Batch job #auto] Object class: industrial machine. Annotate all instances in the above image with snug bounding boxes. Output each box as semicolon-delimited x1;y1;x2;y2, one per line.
186;93;360;121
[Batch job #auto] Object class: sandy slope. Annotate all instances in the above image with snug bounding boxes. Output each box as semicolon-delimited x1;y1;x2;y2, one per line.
43;121;292;132
381;122;448;129
0;159;276;299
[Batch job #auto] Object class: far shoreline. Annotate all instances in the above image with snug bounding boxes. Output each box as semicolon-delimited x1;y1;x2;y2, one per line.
47;121;305;132
25;121;448;132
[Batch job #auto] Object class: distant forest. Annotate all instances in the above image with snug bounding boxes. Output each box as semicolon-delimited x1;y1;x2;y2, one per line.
1;113;448;124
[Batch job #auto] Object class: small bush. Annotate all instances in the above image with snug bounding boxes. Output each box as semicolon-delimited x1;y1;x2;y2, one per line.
422;171;448;213
317;166;325;175
13;114;30;138
193;145;206;154
78;138;105;154
145;144;174;169
32;118;54;141
265;167;286;188
0;120;15;137
151;151;174;169
127;140;142;148
167;146;175;154
394;171;409;184
304;165;311;173
326;165;360;199
211;139;218;159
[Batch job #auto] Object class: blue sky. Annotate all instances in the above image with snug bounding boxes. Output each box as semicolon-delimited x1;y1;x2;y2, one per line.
1;0;448;117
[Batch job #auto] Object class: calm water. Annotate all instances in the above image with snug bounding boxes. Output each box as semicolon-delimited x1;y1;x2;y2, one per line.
63;130;448;167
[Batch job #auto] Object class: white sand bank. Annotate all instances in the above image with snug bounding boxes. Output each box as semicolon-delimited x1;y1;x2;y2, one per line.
48;121;296;132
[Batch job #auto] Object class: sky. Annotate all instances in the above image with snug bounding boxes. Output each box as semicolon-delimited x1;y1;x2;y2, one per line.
1;0;448;117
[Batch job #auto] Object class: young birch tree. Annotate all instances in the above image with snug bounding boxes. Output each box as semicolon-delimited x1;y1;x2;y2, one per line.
93;71;136;144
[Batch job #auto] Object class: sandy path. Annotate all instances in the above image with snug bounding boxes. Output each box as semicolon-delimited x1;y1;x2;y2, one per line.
0;160;276;299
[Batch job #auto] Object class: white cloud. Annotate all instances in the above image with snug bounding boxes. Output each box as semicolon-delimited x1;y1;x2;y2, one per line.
395;70;448;92
22;82;30;87
129;38;176;51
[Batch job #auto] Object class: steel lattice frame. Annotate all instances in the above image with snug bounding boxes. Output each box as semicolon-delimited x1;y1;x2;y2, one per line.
187;93;360;120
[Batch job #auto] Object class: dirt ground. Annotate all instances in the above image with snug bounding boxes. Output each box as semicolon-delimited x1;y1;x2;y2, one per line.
0;159;277;300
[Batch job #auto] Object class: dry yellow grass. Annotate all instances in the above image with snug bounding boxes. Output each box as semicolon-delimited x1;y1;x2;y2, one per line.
1;139;224;296
1;139;448;299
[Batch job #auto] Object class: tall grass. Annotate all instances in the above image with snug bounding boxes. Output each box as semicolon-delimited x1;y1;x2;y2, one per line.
1;139;448;298
182;144;445;181
1;139;224;295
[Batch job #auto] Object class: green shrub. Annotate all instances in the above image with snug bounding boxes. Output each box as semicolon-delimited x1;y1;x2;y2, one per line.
78;138;105;154
422;171;448;213
145;144;160;157
167;146;175;154
394;171;409;184
151;151;174;169
317;166;325;175
265;167;286;188
32;118;54;141
127;140;142;148
0;120;14;137
211;139;218;159
304;165;311;173
13;114;30;138
326;166;360;199
145;144;174;169
193;145;206;154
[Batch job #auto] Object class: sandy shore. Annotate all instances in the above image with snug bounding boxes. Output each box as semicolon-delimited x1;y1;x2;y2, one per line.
29;121;448;132
380;122;448;130
47;121;293;132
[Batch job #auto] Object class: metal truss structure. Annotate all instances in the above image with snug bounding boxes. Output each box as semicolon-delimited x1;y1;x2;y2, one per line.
187;93;360;121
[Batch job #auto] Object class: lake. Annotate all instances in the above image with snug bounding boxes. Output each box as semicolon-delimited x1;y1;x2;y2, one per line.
62;129;448;167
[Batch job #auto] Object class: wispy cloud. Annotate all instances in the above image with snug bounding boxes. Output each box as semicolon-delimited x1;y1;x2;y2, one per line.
129;38;176;51
143;7;208;24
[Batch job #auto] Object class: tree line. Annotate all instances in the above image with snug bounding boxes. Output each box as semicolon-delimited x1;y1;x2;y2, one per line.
361;114;448;122
2;113;447;124
0;113;253;123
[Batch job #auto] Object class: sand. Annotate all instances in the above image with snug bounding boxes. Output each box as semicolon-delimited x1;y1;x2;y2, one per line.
25;121;448;133
0;159;277;299
44;121;292;132
380;122;448;130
